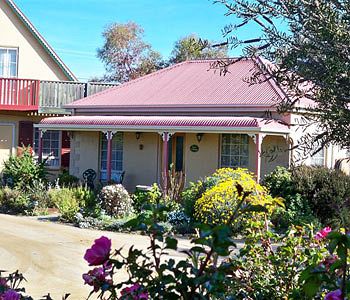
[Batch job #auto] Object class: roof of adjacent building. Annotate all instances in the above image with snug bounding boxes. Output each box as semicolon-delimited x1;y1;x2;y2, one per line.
5;0;77;81
38;115;290;134
66;58;288;111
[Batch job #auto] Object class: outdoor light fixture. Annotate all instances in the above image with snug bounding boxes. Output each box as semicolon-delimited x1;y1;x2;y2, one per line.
135;132;141;140
196;133;204;143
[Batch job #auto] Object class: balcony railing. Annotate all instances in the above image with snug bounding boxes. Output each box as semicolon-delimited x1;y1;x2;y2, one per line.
0;77;116;113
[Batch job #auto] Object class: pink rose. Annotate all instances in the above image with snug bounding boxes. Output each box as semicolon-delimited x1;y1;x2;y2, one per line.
84;236;111;266
315;227;332;240
1;290;21;300
324;289;343;300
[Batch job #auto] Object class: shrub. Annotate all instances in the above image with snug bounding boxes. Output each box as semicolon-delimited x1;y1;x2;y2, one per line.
131;189;149;213
48;188;81;222
292;166;350;226
98;184;133;218
2;147;47;189
58;170;79;187
194;168;278;227
0;187;30;214
265;166;350;228
167;210;192;234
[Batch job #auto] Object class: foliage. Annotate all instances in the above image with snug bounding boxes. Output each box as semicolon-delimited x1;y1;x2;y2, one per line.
264;166;321;230
194;168;279;227
58;170;79;187
227;223;328;299
48;187;91;222
167;210;192;234
263;166;294;198
264;166;350;229
98;184;133;218
131;189;149;213
82;185;268;299
97;22;165;83
292;166;350;227
2;147;47;189
215;0;350;149
169;34;228;64
164;167;186;204
0;187;30;214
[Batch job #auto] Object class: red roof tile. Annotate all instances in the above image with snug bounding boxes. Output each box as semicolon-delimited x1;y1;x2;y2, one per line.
66;59;285;110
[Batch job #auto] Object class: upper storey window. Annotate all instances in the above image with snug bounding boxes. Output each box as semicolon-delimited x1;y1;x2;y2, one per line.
0;48;18;78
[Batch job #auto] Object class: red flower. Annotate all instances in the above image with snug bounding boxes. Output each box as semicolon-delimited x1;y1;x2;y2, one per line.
84;236;111;266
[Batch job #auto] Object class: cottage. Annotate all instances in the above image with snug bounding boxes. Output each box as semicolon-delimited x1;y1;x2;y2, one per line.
36;58;348;190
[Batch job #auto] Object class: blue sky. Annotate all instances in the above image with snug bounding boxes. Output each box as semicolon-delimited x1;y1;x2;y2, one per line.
15;0;248;81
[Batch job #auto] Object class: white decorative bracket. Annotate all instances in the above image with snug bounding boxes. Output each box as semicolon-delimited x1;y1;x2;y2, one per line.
248;133;267;144
103;130;117;140
159;131;174;142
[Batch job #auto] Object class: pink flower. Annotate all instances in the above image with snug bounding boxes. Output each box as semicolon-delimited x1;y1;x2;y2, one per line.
121;283;148;299
1;290;21;300
315;227;332;240
325;289;343;300
84;236;111;266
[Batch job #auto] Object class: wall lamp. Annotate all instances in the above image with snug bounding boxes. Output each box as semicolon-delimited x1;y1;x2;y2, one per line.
135;132;141;140
196;133;204;143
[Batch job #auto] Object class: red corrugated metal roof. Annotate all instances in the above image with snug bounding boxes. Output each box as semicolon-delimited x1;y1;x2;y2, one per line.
39;115;289;133
65;59;285;110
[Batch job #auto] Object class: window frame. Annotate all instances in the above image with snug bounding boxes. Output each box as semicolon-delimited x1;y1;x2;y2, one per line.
0;47;18;78
219;133;250;169
99;132;124;181
33;128;62;169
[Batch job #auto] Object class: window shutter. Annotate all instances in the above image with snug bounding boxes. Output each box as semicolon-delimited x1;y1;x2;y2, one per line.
61;131;70;168
18;121;34;147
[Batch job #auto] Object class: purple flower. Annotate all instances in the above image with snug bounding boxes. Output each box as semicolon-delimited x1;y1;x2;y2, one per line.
0;278;8;288
1;290;21;300
315;227;332;240
83;267;112;292
84;236;111;266
324;289;343;300
121;283;148;299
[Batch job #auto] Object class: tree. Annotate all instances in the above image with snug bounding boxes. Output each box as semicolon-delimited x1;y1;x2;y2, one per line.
170;34;228;64
97;22;165;83
214;0;350;150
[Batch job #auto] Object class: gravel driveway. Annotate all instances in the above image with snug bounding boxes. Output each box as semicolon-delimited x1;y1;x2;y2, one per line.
0;214;194;299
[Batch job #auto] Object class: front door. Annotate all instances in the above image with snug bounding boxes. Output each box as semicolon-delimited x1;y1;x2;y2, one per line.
168;134;185;172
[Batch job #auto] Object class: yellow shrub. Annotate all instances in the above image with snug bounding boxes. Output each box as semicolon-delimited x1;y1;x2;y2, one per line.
194;168;280;226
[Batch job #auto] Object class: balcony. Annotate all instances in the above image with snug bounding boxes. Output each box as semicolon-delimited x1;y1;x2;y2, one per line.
0;77;116;114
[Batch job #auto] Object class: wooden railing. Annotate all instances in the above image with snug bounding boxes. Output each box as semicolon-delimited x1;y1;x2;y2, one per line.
0;78;40;110
0;78;116;113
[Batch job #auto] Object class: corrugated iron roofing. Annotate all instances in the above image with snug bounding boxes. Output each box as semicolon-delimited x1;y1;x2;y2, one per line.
39;115;289;133
66;59;284;109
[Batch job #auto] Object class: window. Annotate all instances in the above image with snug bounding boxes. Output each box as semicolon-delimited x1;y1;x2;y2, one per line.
311;148;325;166
100;132;123;181
0;48;18;78
33;129;61;168
220;134;249;168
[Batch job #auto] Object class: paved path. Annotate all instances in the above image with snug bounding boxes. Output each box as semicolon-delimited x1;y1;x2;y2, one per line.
0;214;194;299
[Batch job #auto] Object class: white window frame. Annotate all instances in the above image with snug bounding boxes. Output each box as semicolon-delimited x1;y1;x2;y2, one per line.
33;128;61;169
0;47;18;78
100;132;123;181
220;133;249;168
